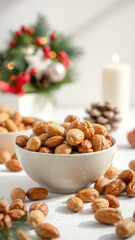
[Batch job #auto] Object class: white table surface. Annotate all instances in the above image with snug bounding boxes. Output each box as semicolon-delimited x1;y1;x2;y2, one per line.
0;107;135;240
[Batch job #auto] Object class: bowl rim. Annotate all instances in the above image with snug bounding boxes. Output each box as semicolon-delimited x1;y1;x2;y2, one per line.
15;136;117;157
0;128;32;136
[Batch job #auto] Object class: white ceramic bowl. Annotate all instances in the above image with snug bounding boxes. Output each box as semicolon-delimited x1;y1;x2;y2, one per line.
15;137;117;194
0;130;32;154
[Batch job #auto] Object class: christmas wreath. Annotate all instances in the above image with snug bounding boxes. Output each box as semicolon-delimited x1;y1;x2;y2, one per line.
0;15;83;95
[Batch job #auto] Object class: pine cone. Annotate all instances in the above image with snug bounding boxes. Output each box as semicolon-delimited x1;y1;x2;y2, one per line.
85;101;122;132
36;74;50;89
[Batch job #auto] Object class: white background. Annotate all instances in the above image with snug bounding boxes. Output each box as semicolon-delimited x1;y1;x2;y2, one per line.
0;0;135;107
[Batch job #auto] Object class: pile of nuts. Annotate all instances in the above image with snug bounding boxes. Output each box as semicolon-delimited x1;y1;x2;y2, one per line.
0;151;22;172
0;186;60;239
0;105;39;132
66;163;135;239
16;114;113;154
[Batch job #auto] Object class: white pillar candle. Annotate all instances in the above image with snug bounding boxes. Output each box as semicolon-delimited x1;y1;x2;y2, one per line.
102;53;130;117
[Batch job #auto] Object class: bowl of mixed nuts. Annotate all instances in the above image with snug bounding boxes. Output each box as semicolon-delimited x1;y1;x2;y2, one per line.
15;115;117;193
0;105;40;154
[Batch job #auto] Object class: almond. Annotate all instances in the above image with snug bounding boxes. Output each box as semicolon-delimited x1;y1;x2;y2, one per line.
0;200;9;213
92;123;107;137
94;177;110;194
38;147;53;154
35;223;60;239
0;112;9;124
26;136;41;151
10;188;26;202
22;117;35;125
64;115;80;123
45;136;64;148
129;160;135;171
12;112;22;125
66;129;84;146
33;121;55;135
5;119;18;132
39;133;50;145
6;159;23;172
0;105;12;115
104;195;120;208
76;188;99;202
29;202;48;217
104;166;119;179
27;210;44;227
105;179;126;196
91;198;109;212
95;208;122;224
26;187;48;201
16;135;29;147
45;124;65;137
126;177;135;197
116;219;135;238
67;197;83;212
8;209;25;221
16;229;31;240
118;169;135;184
91;134;108;152
54;143;72;154
0;151;11;163
0;126;8;133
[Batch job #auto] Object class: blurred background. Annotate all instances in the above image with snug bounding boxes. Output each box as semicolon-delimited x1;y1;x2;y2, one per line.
0;0;135;107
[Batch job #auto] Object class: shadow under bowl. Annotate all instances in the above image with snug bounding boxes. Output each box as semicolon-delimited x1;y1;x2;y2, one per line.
15;137;117;194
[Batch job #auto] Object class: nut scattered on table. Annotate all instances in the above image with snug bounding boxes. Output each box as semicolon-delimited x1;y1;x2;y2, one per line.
129;160;135;171
67;197;83;212
105;179;126;196
104;165;119;179
10;187;26;202
35;223;60;239
94;177;110;194
91;198;109;212
94;208;122;225
76;188;99;202
103;195;120;208
116;219;135;239
27;210;45;227
29;202;48;217
26;187;48;201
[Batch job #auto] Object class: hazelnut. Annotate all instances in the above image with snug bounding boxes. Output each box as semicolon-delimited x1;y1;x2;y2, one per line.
10;187;26;202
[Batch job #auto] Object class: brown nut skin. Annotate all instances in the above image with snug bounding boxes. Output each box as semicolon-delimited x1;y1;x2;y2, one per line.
54;143;72;154
9;199;24;210
104;166;119;179
0;112;9;124
105;179;126;196
92;123;107;137
64;115;80;123
26;187;48;201
33;121;55;135
129;160;135;171
126;177;135;197
27;210;44;227
104;195;120;208
38;147;53;154
45;136;64;148
0;105;12;115
22;117;35;125
35;223;60;239
45;124;65;137
94;177;110;194
26;136;41;151
76;188;99;202
61;122;71;129
78;140;92;153
116;219;135;239
78;121;95;139
67;197;83;212
6;159;23;172
91;198;109;212
16;229;31;240
66;129;84;146
0;151;11;163
8;209;25;221
91;134;108;152
5;119;18;132
12;112;22;125
16;135;29;147
39;133;50;145
66;120;80;133
118;169;135;184
95;208;122;225
0;200;9;213
29;202;48;217
10;187;26;202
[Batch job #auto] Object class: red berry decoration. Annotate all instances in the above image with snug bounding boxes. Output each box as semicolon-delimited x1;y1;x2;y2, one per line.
27;28;34;35
58;50;68;60
50;32;57;41
44;51;52;58
9;40;16;48
128;129;135;148
9;75;17;84
60;58;70;67
35;37;41;46
43;45;51;53
14;30;22;37
21;25;27;32
30;67;38;76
